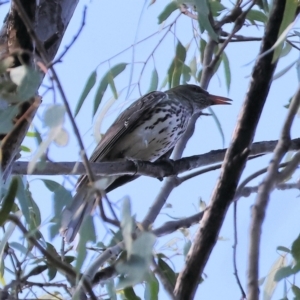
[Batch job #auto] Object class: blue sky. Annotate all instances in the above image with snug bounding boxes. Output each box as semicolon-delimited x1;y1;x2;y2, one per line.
2;0;300;299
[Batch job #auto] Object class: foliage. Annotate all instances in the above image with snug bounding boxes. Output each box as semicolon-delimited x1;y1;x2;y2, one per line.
0;0;300;299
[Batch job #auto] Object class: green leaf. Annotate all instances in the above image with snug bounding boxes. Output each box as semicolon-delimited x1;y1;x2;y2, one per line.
277;246;291;253
47;266;57;281
74;70;97;117
274;266;293;282
121;198;134;257
280;42;292;58
246;9;268;24
208;107;225;147
222;52;231;92
158;2;178;24
76;215;96;271
189;56;197;79
93;63;127;116
292;235;300;262
292;285;300;298
256;0;269;13
106;279;117;300
9;66;40;101
27;188;41;229
200;38;207;64
20;145;31;153
41;179;72;217
123;287;141;300
0;105;19;134
157;257;176;288
9;242;34;258
273;60;297;81
272;0;298;62
209;0;226;17
25;265;48;278
168;41;186;88
0;56;14;75
183;240;192;258
43;105;66;128
181;64;191;84
16;176;30;225
0;177;18;226
195;0;218;41
148;68;159;93
144;272;159;300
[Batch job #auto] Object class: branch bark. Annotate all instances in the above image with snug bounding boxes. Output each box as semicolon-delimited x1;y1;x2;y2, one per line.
174;1;286;298
0;0;79;178
247;86;300;300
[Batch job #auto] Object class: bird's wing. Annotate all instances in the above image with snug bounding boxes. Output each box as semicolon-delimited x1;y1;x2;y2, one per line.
76;91;166;188
89;90;166;162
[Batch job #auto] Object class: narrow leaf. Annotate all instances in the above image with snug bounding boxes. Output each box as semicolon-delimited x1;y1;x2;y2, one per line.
0;105;19;134
272;0;298;62
200;39;207;64
292;234;300;262
273;60;297;81
123;287;141;300
208;107;225;147
195;0;218;41
20;145;31;152
9;66;40;102
74;70;97;117
43;105;65;128
157;257;176;288
93;63;127;116
292;285;300;298
170;41;186;88
148;68;159;93
145;272;159;300
222;52;231;92
0;177;18;226
246;9;268;24
263;255;286;299
158;2;178;24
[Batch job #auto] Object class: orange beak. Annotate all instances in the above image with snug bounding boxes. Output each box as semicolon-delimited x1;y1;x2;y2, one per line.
209;94;232;105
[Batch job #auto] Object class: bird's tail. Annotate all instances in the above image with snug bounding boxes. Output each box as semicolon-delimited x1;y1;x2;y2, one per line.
60;188;97;243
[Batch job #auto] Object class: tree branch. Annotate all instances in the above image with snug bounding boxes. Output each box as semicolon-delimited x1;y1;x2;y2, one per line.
0;0;79;178
247;85;300;300
174;0;286;298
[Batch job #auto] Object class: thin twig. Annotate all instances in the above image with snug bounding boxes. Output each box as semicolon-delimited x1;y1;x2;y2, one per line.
50;6;87;66
7;214;97;300
247;85;300;300
13;0;95;183
232;200;247;299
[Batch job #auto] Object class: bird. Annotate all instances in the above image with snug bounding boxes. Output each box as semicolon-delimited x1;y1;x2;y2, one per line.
60;84;231;242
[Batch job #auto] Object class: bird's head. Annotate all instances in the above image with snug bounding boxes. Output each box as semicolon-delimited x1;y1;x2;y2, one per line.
169;84;232;111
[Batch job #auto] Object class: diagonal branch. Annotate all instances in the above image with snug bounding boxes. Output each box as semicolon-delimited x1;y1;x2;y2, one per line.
247;86;300;300
0;0;79;178
174;0;286;298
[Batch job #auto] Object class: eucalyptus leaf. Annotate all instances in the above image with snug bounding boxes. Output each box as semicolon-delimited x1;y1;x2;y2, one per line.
9;66;40;101
93;63;127;116
158;2;178;24
148;68;159;92
74;70;97;117
246;9;268;24
222;52;231;92
0;177;18;226
144;272;159;300
195;0;218;41
272;0;297;62
43;105;66;128
0;105;19;134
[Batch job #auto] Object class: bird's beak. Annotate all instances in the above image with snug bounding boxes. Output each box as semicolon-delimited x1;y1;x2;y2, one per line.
209;94;232;105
